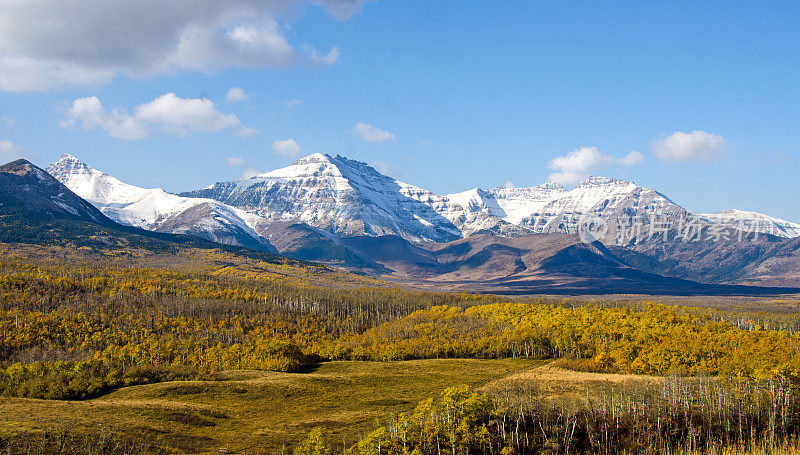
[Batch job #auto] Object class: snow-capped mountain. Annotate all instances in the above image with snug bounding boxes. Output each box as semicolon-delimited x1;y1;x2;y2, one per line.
519;176;693;243
698;209;800;238
29;152;800;286
46;154;275;251
182;153;464;243
44;152;800;256
436;176;693;245
180;154;696;245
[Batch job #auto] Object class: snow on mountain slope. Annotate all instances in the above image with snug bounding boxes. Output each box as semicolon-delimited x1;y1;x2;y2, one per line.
432;187;524;236
181;154;706;245
438;176;692;244
437;182;580;235
698;209;800;238
489;183;567;224
46;154;275;251
182;153;464;242
517;176;693;243
46;151;799;257
444;188;503;218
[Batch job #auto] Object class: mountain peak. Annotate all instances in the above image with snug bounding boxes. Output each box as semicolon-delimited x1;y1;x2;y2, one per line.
490;181;566;196
445;187;487;207
0;158;109;223
50;153;91;173
47;152;98;182
1;158;53;182
537;181;566;190
259;153;390;184
1;158;33;170
58;153;80;162
291;153;334;165
576;175;633;187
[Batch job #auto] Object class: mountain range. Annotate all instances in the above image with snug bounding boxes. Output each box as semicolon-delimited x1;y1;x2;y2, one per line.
0;158;293;265
13;152;796;292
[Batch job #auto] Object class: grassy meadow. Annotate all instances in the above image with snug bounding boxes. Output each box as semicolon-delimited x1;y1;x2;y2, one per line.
0;359;539;453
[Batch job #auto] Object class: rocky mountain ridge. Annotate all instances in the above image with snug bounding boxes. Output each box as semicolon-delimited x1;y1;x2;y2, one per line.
40;153;800;287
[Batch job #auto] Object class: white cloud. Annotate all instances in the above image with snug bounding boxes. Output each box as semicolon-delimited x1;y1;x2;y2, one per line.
0;140;31;162
135;93;240;135
353;122;396;143
226;156;260;179
547;146;646;185
226;87;249;102
503;181;515;189
618;150;644;166
272;138;302;157
547;147;613;185
235;126;260;138
62;93;249;139
0;0;368;92
62;96;148;140
284;98;303;110
652;130;723;162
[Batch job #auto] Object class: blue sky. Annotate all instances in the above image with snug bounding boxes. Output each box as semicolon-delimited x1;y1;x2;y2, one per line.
1;1;798;221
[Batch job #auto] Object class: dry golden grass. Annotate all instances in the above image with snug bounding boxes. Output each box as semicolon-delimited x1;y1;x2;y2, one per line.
0;359;540;454
483;362;664;402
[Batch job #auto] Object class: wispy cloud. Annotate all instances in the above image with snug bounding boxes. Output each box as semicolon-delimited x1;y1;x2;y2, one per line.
0;116;14;134
305;45;340;65
353;122;396;143
312;0;373;21
0;140;32;162
371;160;402;177
235;126;259;138
226;156;260;179
284;99;303;110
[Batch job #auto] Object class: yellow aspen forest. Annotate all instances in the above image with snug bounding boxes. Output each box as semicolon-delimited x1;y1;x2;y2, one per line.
1;252;799;453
